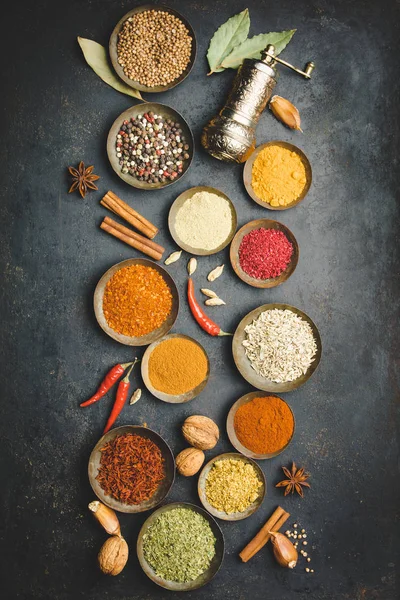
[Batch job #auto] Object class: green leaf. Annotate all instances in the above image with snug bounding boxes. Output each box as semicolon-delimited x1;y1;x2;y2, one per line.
77;37;143;100
207;9;251;74
220;29;296;70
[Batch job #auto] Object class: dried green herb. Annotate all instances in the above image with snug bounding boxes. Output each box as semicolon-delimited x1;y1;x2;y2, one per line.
207;8;250;75
77;37;143;100
220;30;296;70
143;508;216;582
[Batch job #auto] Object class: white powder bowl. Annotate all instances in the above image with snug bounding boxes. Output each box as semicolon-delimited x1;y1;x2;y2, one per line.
169;186;237;255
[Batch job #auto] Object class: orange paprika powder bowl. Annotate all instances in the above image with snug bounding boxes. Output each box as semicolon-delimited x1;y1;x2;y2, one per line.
94;258;180;346
226;391;295;460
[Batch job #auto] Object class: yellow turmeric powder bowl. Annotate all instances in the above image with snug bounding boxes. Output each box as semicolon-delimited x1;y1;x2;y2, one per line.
141;333;210;403
243;141;312;210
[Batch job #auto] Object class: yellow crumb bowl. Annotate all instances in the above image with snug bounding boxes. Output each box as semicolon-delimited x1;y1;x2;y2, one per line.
243;141;312;211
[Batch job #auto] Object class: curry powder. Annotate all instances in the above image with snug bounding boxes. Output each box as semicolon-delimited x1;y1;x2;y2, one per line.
148;337;208;395
251;144;307;207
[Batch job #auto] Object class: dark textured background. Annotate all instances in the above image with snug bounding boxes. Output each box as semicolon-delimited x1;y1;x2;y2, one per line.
0;0;399;598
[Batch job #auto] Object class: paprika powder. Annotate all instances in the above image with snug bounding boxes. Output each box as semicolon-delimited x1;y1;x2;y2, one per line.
234;396;294;454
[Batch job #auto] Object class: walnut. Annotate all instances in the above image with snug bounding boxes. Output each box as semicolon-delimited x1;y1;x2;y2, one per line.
98;535;129;576
176;447;205;476
182;415;219;450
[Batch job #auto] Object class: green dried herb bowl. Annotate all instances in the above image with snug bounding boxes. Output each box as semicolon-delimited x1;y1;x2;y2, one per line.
137;501;224;591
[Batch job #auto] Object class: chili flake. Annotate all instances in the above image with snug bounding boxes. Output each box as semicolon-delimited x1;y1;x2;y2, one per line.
103;264;172;337
239;228;293;280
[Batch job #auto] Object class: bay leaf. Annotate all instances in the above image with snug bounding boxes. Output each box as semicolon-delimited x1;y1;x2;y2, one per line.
77;37;143;100
207;8;250;75
220;29;296;70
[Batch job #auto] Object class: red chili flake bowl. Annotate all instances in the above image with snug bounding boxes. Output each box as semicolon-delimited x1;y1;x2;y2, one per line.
230;219;299;288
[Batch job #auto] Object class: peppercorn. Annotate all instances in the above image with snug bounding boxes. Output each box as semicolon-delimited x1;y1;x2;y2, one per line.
115;112;190;184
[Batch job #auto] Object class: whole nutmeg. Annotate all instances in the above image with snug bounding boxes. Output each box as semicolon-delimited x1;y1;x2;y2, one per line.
176;447;205;476
182;415;219;450
98;535;129;576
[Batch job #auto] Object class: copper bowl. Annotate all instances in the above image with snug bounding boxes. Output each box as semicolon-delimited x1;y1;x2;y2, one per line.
226;391;295;460
137;501;224;591
94;258;179;346
197;452;266;521
88;425;175;514
168;186;237;256
141;333;210;403
243;141;312;210
232;303;322;393
107;103;194;190
109;4;197;93
229;218;299;288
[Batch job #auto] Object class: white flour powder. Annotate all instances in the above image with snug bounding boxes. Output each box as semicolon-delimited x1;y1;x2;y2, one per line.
175;191;233;251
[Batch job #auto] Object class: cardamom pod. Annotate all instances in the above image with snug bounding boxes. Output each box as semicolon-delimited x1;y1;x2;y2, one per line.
188;257;197;276
164;250;182;265
207;264;224;282
129;388;142;405
201;288;218;298
269;95;302;132
205;298;226;306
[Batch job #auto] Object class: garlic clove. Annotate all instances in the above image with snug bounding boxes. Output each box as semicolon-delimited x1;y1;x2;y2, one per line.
269;96;302;132
89;501;121;537
269;531;298;568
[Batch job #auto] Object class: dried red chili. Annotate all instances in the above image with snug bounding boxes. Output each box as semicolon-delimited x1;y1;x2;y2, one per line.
239;228;293;280
96;433;165;505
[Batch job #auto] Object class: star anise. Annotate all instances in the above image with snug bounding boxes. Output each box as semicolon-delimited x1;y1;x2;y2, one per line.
68;161;100;198
276;462;311;498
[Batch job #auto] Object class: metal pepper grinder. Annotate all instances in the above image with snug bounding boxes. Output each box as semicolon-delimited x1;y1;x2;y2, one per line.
201;45;315;163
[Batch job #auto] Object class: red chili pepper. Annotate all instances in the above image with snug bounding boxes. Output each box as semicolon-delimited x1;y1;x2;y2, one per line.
103;360;139;434
80;362;133;407
187;278;231;337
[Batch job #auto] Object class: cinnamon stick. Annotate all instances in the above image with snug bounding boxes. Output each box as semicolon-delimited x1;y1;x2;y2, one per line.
103;217;165;255
100;221;163;261
102;192;158;239
239;506;290;563
106;191;158;236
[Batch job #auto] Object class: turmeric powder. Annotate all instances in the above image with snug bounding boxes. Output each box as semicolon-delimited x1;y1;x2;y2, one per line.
234;396;294;454
251;144;307;207
148;337;208;395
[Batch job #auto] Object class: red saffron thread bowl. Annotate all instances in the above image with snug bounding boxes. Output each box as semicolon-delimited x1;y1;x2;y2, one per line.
88;425;175;514
230;219;299;288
